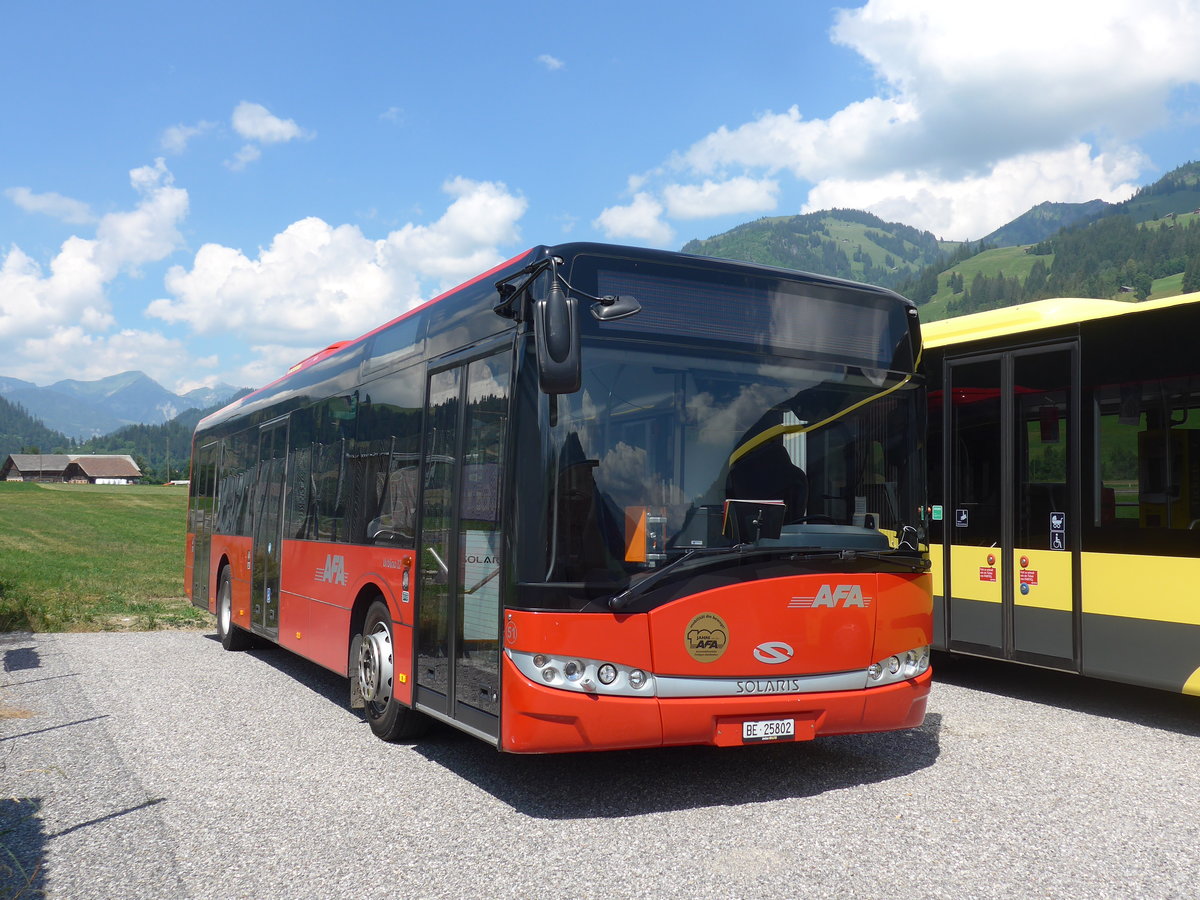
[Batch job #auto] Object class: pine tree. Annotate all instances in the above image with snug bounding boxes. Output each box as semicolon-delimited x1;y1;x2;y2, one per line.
1184;256;1200;293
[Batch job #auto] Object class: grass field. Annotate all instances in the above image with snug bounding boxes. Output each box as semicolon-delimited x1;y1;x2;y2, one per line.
0;482;209;632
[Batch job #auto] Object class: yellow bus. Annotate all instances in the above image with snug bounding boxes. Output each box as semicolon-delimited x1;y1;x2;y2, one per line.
923;292;1200;695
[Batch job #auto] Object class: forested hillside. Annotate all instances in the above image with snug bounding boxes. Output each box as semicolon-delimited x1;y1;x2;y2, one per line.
980;199;1112;247
682;161;1200;323
75;390;250;482
0;397;76;457
901;162;1200;319
913;211;1200;320
682;209;957;290
1;390;249;482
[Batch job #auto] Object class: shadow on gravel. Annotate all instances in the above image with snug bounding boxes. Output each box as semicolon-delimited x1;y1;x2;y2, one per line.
204;634;349;708
0;798;46;899
413;715;941;819
212;634;943;818
932;654;1200;737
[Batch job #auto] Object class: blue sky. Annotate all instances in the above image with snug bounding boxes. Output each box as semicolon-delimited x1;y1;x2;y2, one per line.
3;0;1200;395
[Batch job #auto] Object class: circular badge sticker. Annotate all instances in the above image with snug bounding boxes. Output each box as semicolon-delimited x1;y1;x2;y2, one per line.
685;612;729;663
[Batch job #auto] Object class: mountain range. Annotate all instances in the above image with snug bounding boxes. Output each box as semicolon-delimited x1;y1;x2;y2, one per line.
683;160;1200;321
0;371;244;441
4;160;1200;447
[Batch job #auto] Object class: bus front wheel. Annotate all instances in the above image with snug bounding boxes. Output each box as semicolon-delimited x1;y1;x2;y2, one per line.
357;599;428;742
216;567;253;651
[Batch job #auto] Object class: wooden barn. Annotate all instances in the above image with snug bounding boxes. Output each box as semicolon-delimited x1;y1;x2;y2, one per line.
1;454;142;485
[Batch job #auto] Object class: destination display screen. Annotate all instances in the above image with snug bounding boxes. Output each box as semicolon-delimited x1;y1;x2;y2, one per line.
573;254;915;373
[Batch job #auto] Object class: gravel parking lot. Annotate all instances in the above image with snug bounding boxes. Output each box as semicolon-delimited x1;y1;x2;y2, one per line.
2;629;1198;899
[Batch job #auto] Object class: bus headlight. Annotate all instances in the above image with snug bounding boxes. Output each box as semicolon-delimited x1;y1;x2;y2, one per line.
866;645;930;686
507;650;655;697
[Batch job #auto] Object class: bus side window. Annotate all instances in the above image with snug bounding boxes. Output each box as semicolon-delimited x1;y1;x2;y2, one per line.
355;371;423;547
307;395;356;542
1097;377;1200;532
286;408;314;540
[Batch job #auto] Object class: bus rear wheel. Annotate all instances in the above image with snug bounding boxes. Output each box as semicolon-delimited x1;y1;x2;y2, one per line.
216;567;253;651
358;599;428;742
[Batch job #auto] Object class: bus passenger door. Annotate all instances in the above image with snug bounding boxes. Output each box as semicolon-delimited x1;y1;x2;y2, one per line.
945;358;1005;655
189;439;220;608
415;346;511;741
251;416;288;638
943;346;1079;670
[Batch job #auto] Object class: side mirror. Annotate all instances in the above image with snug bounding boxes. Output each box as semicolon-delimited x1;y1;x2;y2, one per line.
590;294;642;321
534;277;582;394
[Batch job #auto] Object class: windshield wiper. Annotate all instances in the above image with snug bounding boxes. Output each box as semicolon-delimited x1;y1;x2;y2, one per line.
607;530;929;611
608;546;748;611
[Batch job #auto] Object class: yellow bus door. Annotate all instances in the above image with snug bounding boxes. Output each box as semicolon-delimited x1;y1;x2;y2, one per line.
943;346;1079;670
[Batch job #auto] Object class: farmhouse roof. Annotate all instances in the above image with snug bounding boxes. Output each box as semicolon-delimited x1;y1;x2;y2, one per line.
65;455;142;478
2;453;143;479
4;454;74;472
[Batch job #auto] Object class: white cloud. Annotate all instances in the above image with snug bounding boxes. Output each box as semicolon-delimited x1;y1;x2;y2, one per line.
96;160;188;274
5;187;96;225
593;192;674;245
233;344;317;390
537;54;564;71
679;98;919;182
225;144;263;172
15;326;189;386
231;101;312;144
828;0;1200;169
803;143;1143;239
662;177;780;220
0;159;187;343
225;102;313;170
148;178;528;366
160;121;216;154
382;176;528;280
605;0;1200;240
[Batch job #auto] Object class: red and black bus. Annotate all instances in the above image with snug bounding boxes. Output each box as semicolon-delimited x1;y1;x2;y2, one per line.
185;242;932;752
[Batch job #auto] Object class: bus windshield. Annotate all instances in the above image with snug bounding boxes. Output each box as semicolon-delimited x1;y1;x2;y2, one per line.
515;340;925;601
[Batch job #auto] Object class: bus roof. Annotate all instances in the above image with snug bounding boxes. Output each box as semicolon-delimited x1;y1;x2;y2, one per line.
197;241;916;433
920;290;1200;350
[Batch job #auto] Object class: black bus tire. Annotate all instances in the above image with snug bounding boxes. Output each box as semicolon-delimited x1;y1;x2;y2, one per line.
358;599;428;742
216;566;254;651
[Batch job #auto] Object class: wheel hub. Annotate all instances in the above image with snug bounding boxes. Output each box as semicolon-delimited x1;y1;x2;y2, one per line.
357;624;393;705
218;585;231;635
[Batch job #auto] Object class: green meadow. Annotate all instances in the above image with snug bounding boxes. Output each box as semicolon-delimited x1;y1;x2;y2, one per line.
0;482;208;632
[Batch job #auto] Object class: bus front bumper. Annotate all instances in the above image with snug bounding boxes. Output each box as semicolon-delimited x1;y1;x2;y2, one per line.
499;655;932;754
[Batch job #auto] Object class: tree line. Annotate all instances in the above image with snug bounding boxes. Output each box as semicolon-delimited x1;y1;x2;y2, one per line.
903;215;1200;315
1;395;233;483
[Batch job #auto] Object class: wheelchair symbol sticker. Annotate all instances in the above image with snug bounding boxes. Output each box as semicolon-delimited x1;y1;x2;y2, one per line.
1050;513;1066;550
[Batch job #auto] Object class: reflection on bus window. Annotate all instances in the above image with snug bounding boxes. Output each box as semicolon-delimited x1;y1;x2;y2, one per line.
530;345;924;587
1096;376;1200;531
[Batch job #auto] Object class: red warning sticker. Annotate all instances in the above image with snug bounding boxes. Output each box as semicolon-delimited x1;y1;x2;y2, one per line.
979;567;997;582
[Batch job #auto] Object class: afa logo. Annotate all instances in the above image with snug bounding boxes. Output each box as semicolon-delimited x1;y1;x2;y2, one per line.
685;612;729;663
315;554;348;586
788;583;872;609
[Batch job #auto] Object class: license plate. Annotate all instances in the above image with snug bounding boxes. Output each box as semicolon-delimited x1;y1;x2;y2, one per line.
742;718;795;742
